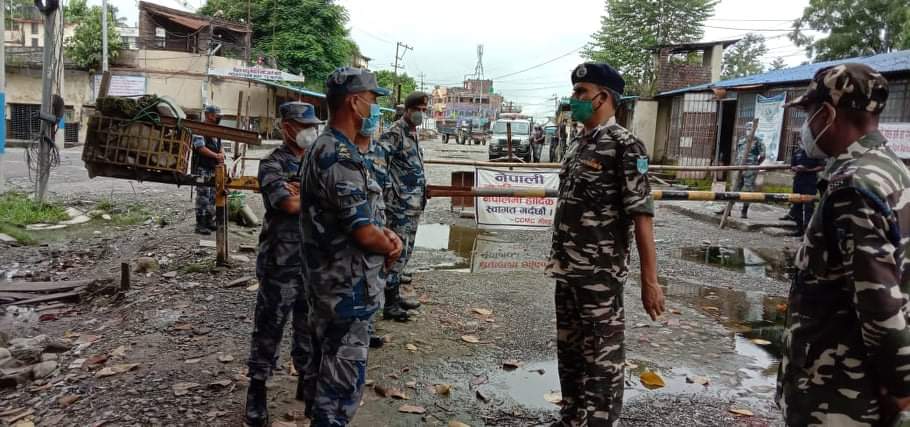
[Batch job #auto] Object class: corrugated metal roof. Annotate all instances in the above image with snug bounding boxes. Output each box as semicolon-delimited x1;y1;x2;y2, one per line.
657;50;910;97
254;79;326;99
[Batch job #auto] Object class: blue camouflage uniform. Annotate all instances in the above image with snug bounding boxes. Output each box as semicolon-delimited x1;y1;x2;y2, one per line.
247;144;312;382
192;134;221;218
787;146;824;233
299;128;386;426
380;119;427;298
363;139;391;335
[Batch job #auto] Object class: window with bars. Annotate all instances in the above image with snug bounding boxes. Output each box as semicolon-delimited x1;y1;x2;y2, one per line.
9;104;79;144
882;81;910;123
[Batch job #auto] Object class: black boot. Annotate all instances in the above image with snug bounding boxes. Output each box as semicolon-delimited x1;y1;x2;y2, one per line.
205;213;218;231
245;379;268;427
369;335;385;348
194;215;211;235
399;297;421;310
741;204;750;219
383;289;410;322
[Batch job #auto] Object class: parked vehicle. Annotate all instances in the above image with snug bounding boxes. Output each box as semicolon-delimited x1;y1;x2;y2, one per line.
436;119;459;144
488;118;532;161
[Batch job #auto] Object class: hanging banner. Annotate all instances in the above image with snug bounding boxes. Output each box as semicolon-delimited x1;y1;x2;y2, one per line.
754;93;787;162
881;123;910;159
207;66;305;82
474;167;559;229
470;236;549;272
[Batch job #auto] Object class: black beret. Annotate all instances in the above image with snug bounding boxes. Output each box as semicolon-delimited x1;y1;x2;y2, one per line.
571;63;625;95
405;91;429;109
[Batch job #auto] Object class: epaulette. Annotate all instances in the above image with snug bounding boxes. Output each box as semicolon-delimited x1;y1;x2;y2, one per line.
336;140;353;161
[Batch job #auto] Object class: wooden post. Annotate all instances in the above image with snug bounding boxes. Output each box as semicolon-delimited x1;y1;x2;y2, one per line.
719;118;759;229
120;262;130;291
215;164;229;265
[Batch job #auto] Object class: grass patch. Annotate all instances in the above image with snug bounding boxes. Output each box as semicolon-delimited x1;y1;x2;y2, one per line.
677;178;713;191
0;223;36;245
762;184;793;194
0;192;68;226
108;204;152;226
181;260;215;274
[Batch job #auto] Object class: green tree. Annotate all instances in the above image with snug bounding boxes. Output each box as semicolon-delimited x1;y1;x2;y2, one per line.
63;4;123;71
722;33;768;79
790;0;910;61
199;0;354;89
768;57;787;71
63;0;90;23
374;70;417;110
583;0;717;96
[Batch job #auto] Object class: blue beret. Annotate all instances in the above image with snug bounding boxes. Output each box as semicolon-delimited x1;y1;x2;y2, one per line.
571;63;625;95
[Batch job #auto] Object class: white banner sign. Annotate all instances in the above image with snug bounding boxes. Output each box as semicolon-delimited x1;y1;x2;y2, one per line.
881;123;910;159
474;167;559;229
207;66;305;82
92;74;146;99
754;93;787;162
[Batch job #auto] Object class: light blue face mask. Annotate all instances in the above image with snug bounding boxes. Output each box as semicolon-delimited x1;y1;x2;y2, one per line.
358;101;381;137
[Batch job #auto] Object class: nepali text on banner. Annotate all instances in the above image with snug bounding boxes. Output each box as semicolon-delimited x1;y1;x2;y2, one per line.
754;93;787;163
474;167;559;230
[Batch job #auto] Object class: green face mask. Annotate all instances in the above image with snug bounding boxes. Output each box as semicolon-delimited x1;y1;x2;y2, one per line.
570;98;594;122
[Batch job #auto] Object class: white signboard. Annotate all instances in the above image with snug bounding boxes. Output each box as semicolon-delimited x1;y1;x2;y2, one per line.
92;74;147;99
754;93;787;162
207;66;305;82
474;168;559;229
881;123;910;159
470;236;549;273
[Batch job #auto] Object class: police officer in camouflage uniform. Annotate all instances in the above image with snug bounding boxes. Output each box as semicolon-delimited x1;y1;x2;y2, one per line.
379;91;428;321
777;63;910;426
733;121;765;218
299;67;403;426
191;105;225;235
244;102;322;426
361;132;393;349
546;63;666;426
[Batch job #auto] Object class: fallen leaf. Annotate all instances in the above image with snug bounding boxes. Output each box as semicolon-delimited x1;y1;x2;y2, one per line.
686;375;710;386
472;308;493;316
475;390;490;403
246;284;259;292
109;346;127;358
85;354;108;367
58;394;80;407
750;338;772;346
75;334;101;345
434;383;452;396
448;421;471;427
670;309;682;315
209;379;232;388
666;318;681;327
286;360;298;376
378;387;408;400
398;404;426;414
543;391;562;404
373;384;390;397
185;358;202;364
461;335;480;344
218;354;235;363
406;344;418;351
172;382;201;396
528;368;545;375
729;408;754;417
776;303;788;312
639;370;666;390
471;375;488;386
172;323;192;331
502;360;522;370
406;381;417;389
703;306;720;312
39;313;58;322
94;363;139;378
285;409;308;421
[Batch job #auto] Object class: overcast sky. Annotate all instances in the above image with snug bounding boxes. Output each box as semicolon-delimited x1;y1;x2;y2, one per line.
101;0;812;119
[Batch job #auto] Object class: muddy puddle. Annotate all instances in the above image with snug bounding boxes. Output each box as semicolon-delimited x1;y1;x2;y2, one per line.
482;280;787;411
675;245;794;281
413;223;549;273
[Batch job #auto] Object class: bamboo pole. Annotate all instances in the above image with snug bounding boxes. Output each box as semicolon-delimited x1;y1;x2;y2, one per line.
423;158;790;172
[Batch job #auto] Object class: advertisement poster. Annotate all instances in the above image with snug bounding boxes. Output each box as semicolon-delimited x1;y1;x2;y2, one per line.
474;168;558;229
753;93;787;162
207;66;305;82
92;75;147;100
881;123;910;159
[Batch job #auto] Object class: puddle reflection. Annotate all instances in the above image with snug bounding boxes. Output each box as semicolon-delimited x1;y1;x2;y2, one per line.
414;223;549;272
675;245;794;281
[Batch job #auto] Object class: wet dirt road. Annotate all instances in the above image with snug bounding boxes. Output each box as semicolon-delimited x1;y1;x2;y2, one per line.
0;137;795;426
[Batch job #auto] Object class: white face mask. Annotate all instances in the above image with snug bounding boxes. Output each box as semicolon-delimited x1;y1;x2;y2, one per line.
295;127;318;149
800;105;834;159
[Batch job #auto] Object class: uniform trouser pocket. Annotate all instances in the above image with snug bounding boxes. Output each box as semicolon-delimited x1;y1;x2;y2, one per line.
247;268;309;381
311;317;371;426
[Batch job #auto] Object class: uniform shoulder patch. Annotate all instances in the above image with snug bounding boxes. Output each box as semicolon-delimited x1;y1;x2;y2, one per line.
636;156;649;174
336;139;353;161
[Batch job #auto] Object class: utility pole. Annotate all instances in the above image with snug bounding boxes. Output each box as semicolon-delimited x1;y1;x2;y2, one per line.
418;72;425;92
0;0;6;192
391;41;412;105
36;0;63;202
101;0;108;72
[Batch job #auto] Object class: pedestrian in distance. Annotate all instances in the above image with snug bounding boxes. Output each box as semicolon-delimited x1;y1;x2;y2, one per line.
298;67;403;427
379;91;429;322
715;121;765;219
546;62;665;426
191;105;225;235
781;144;824;237
776;63;910;426
244;102;321;427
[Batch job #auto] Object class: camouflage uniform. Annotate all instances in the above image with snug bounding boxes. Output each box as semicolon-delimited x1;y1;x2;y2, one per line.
299;128;386;426
546;119;654;426
380;119;427;300
192;134;221;218
363;138;391;336
777;64;910;426
247;144;312;382
735;134;766;191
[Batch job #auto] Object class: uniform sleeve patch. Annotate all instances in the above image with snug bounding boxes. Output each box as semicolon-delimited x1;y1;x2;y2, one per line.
636;157;649;174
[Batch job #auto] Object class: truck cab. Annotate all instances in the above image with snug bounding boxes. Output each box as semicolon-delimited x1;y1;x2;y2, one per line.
488;118;531;161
